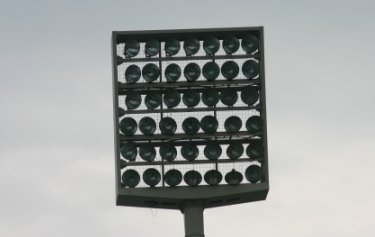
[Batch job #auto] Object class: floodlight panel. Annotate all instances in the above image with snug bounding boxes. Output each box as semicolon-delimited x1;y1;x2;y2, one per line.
112;27;268;209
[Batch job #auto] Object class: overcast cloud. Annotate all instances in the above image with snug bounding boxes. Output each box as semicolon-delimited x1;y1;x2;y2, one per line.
1;0;375;236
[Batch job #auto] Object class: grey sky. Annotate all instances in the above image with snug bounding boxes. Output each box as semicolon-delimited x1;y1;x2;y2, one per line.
1;0;374;236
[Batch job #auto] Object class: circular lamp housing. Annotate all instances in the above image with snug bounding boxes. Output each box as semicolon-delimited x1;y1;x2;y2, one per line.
224;116;242;134
220;88;238;106
221;61;239;80
246;116;263;133
139;117;156;136
119;117;137;136
143;168;161;187
122;169;140;188
203;36;220;55
165;39;180;56
124;39;140;58
200;115;218;134
145;92;161;110
164;89;181;108
142;63;160;82
145;39;160;57
183;37;200;56
246;140;264;158
241;34;259;54
165;63;181;82
159;143;177;161
184;170;202;186
139;144;156;162
184;63;201;82
242;60;259;79
225;169;243;185
125;65;141;83
223;35;239;54
159;117;177;135
202;62;220;81
226;142;244;160
202;88;219;107
182;117;200;135
164;169;182;187
204;170;222;186
120;142;137;161
181;144;199;161
125;91;142;110
204;142;222;160
245;165;263;183
183;90;200;107
241;86;259;105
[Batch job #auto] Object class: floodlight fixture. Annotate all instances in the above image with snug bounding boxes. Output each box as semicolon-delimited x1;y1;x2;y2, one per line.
165;63;181;82
124;39;140;58
159;143;177;161
125;64;141;83
145;92;161;110
145;39;160;57
204;170;222;186
165;38;180;56
223;35;240;54
203;36;220;55
164;169;182;187
183;37;200;56
202;62;220;81
139;117;156;136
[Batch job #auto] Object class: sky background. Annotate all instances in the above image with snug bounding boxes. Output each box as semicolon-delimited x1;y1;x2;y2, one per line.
1;0;375;236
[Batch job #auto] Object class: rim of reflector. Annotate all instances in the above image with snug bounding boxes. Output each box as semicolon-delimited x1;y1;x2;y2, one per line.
139;144;156;162
204;170;222;186
164;169;182;187
119;142;137;161
122;169;140;188
145;39;160;57
143;168;161;187
225;169;243;185
245;165;263;183
165;39;180;56
139;117;156;136
183;37;200;56
184;170;202;186
223;35;240;54
124;39;140;58
119;117;137;136
203;36;220;55
125;64;141;84
159;117;177;135
142;63;160;82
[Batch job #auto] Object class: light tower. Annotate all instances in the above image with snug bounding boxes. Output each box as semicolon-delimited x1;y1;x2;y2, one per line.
111;27;268;237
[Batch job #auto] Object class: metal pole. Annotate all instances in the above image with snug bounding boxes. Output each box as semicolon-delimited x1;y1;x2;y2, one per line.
182;201;205;237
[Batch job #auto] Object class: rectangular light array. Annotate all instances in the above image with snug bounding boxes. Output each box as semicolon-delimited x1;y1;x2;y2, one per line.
112;27;268;208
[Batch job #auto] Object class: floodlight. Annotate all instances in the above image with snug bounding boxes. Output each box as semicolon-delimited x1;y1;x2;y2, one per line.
225;169;243;185
165;39;180;56
204;142;222;160
125;91;142;109
183;37;200;56
242;60;259;79
204;170;222;186
119;142;137;161
145;39;160;57
124;39;140;58
246;140;263;158
122;169;140;188
226;142;244;160
143;168;161;187
183;89;200;107
164;169;182;187
181;144;199;161
139;117;156;136
224;116;242;134
223;35;239;54
139;144;156;162
241;86;259;105
119;117;137;136
246;116;263;133
184;170;202;186
165;63;181;82
245;165;263;183
182;117;200;135
164;89;181;108
184;63;201;82
200;115;218;134
202;62;220;81
125;64;141;83
203;36;220;55
221;61;239;80
145;92;161;110
241;34;259;54
159;143;177;161
159;117;177;135
220;88;238;106
202;88;219;107
142;63;160;82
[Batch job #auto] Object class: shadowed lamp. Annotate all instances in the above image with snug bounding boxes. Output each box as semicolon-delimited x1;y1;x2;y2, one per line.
122;169;140;188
